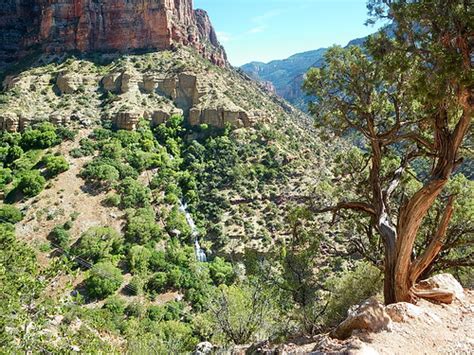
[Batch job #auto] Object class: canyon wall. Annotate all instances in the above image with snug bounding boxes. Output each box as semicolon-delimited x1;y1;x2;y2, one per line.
0;0;227;68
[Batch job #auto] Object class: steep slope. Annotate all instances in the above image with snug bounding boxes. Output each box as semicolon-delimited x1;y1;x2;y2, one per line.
2;47;335;253
0;46;341;352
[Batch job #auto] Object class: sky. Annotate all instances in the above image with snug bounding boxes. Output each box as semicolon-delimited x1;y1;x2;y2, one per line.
194;0;382;66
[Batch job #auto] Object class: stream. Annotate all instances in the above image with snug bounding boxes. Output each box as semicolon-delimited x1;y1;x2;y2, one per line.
179;200;207;262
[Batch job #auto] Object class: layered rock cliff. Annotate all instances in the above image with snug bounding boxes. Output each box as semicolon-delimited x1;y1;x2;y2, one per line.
0;0;227;69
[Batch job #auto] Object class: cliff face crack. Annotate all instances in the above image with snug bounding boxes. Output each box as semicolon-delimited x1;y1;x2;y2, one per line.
0;0;227;70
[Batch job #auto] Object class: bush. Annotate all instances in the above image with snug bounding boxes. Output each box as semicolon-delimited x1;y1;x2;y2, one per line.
128;245;152;275
125;208;162;244
125;302;146;318
208;282;277;345
103;296;126;315
72;226;124;263
81;162;119;187
209;257;234;285
104;193;121;207
20;123;59;149
17;170;46;197
117;177;151;208
0;168;13;189
323;261;382;326
146;272;168;294
85;261;123;299
43;154;69;177
49;225;70;248
0;204;23;224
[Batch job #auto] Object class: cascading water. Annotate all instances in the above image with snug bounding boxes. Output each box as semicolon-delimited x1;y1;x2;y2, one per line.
179;200;207;262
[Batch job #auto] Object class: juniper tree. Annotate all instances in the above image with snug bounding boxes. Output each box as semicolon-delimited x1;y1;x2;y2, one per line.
304;0;472;303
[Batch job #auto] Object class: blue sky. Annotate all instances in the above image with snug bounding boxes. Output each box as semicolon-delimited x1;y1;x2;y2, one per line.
194;0;381;66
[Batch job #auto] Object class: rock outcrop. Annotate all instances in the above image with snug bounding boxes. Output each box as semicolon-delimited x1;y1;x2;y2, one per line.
0;0;227;70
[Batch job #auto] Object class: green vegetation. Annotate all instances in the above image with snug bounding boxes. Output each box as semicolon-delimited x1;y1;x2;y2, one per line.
42;154;69;177
0;1;471;351
85;261;124;299
0;204;23;224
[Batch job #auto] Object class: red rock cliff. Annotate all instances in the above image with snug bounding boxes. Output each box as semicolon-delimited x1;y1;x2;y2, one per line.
0;0;227;68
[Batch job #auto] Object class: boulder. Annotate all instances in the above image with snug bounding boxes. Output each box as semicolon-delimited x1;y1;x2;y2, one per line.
0;112;19;132
56;71;82;94
120;70;140;94
102;73;122;93
194;341;213;355
415;273;464;304
385;302;424;322
330;297;392;340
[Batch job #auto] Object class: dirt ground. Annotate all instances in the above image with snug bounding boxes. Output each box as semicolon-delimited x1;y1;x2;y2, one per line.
273;290;474;355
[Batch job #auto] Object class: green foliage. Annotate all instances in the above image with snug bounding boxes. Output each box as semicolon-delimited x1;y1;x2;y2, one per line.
49;225;70;248
17;170;46;197
0;168;13;190
128;245;152;275
323;261;382;326
81;160;120;187
20;122;59;149
85;261;124;299
207;281;277;345
104;193;121;207
0;204;23;224
125;208;162;245
208;257;235;285
42;154;70;177
117;177;151;208
103;296;126;315
72;226;124;263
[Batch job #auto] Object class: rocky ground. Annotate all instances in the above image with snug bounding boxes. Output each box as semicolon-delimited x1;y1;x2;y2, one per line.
246;275;473;355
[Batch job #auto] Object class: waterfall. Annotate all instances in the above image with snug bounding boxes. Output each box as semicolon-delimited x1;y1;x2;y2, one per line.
179;200;207;262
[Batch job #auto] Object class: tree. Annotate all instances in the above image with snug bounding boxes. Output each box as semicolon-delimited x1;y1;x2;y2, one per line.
72;227;124;263
17;171;46;197
0;204;23;224
42;154;69;177
208;282;275;345
85;261;124;299
304;0;472;303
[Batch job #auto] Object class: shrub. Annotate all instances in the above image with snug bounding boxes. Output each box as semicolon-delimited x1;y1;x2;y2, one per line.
128;245;152;275
209;257;234;285
72;226;124;263
49;225;70;248
0;204;23;224
56;127;77;141
323;261;382;326
81;162;120;187
146;272;168;294
117;177;151;208
0;168;13;189
20;123;59;149
208;282;276;345
104;193;121;207
125;208;162;244
128;276;145;296
125;302;146;318
17;170;46;197
103;296;126;315
85;261;123;299
43;154;70;177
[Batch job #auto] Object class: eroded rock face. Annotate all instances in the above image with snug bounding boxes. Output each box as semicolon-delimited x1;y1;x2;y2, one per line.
0;0;227;69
